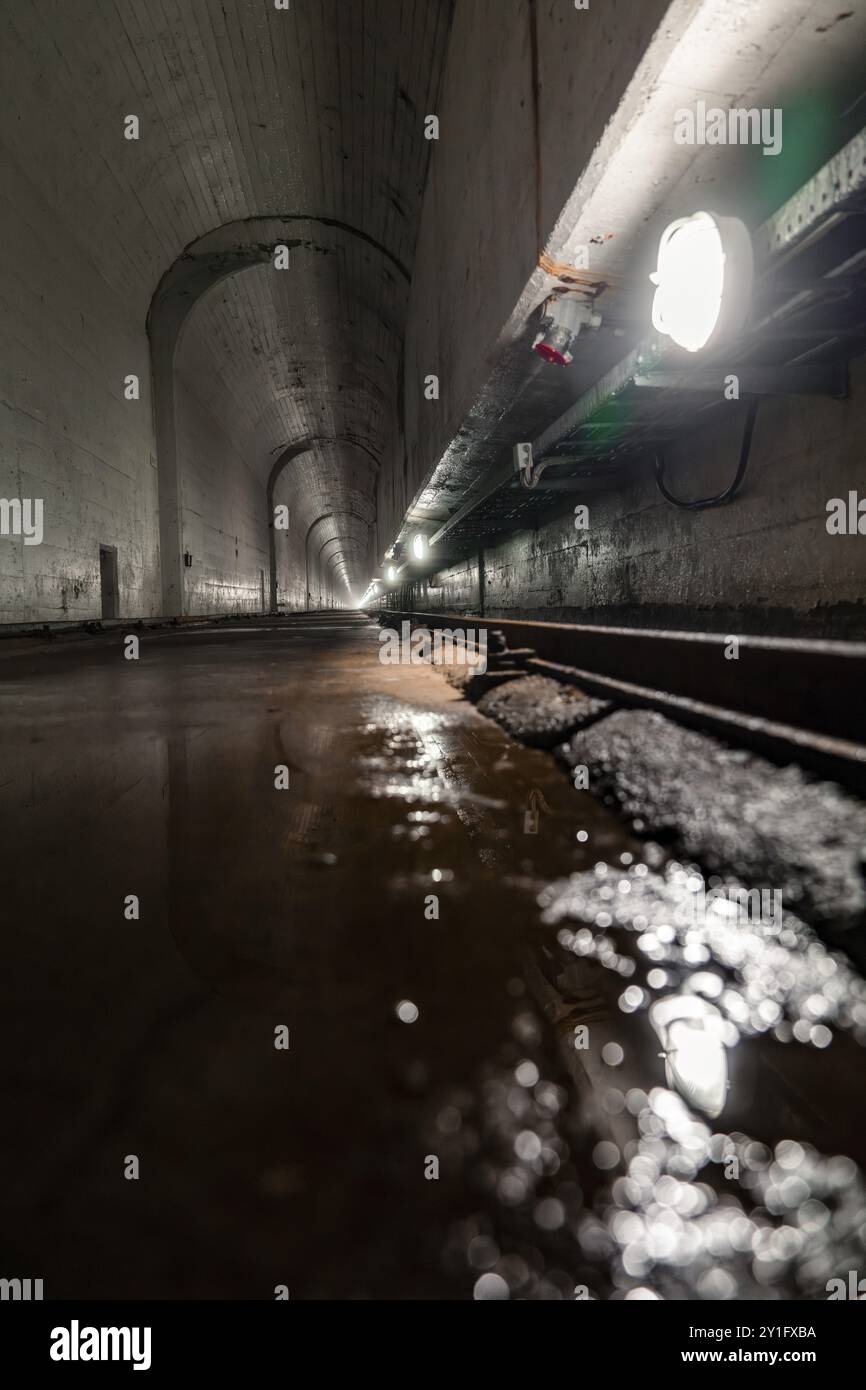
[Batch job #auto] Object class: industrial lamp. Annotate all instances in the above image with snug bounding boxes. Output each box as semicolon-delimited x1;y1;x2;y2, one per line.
649;211;753;353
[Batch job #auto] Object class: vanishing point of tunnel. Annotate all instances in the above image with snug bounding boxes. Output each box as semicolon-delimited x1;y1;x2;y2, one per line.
3;0;866;1338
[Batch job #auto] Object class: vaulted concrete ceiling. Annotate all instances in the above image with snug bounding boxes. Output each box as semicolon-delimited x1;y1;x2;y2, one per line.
0;0;453;597
175;233;401;582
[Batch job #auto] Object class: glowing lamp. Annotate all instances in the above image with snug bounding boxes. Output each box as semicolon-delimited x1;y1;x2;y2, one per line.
649;211;753;353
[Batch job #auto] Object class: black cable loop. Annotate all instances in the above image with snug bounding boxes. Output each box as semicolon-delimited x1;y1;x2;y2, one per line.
654;395;760;510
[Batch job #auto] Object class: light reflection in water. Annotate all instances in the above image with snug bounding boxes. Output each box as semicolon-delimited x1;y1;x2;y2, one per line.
650;995;728;1118
434;1013;866;1300
432;857;866;1299
540;860;866;1050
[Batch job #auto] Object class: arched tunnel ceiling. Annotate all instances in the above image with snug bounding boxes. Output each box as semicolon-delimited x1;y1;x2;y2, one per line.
174;234;400;590
4;0;452;310
284;447;377;596
176;243;403;481
2;0;453;601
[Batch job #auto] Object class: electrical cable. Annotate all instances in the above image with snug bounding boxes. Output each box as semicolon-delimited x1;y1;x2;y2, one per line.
656;397;756;511
653;395;759;510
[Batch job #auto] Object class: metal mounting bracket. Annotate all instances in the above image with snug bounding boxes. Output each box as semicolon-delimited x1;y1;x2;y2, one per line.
633;363;848;398
514;442;541;489
513;443;596;492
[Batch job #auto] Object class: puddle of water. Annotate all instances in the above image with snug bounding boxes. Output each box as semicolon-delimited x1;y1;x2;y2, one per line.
428;849;866;1300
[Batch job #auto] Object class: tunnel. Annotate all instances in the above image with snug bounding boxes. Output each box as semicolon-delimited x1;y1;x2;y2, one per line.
2;0;866;1337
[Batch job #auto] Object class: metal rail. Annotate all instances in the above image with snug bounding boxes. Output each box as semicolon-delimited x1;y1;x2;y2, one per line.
377;609;866;793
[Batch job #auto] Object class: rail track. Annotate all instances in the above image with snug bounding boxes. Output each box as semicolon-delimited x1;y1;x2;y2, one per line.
375;608;866;794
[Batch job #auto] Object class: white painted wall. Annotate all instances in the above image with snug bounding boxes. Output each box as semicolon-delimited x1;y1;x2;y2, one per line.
0;140;160;623
273;474;307;612
174;374;270;616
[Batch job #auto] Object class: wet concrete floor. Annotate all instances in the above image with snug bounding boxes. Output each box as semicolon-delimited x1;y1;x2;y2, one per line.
1;613;865;1300
0;613;633;1298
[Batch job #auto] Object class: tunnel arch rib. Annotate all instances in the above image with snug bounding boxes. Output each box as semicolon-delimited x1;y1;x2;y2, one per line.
267;441;378;611
147;216;395;616
298;507;374;612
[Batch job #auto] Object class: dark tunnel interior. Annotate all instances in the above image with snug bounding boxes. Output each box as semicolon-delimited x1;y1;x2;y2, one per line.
2;0;866;1344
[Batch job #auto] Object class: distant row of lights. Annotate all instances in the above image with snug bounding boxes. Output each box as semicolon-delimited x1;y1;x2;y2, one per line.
362;533;428;604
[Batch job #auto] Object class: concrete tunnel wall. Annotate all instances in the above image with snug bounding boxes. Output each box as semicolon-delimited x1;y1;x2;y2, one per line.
0;0;677;625
174;371;269;617
403;359;866;637
0;124;162;624
2;0;864;630
0;0;449;624
378;0;866;636
377;0;675;546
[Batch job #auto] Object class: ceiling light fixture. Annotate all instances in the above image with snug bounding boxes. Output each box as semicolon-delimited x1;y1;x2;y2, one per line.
649;211;753;353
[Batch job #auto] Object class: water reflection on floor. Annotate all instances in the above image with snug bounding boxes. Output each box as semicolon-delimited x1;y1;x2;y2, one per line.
1;614;864;1299
434;857;866;1300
